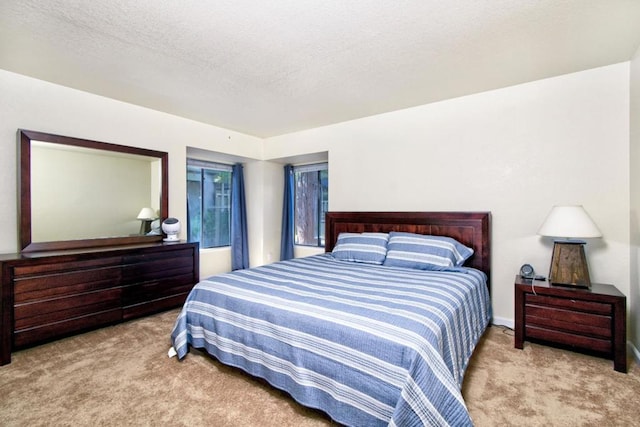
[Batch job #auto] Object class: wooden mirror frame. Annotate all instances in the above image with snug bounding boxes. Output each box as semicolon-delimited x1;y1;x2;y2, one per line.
19;130;169;252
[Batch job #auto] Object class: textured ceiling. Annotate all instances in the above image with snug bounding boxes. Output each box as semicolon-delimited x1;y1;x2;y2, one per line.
1;1;640;138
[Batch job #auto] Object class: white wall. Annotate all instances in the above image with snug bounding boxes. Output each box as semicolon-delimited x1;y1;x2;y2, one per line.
0;69;263;278
1;64;636;349
243;159;284;267
264;63;632;329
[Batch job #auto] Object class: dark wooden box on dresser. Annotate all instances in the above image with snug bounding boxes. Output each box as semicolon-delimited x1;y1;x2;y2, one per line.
0;242;199;365
514;275;627;373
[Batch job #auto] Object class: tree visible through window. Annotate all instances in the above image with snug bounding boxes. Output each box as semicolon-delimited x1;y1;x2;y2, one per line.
186;160;232;248
294;163;328;247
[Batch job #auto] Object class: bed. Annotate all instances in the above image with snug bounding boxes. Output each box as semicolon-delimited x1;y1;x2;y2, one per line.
171;211;492;426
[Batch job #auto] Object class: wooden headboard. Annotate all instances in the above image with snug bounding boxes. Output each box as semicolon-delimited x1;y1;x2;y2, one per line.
325;211;491;289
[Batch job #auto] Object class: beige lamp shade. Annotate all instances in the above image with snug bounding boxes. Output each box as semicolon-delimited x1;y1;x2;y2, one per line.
537;205;602;239
137;207;157;221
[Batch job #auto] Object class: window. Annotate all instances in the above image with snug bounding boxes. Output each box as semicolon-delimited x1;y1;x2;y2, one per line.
186;159;232;248
293;163;328;247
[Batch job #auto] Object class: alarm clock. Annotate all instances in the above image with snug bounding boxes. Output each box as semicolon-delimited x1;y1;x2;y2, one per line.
519;263;535;279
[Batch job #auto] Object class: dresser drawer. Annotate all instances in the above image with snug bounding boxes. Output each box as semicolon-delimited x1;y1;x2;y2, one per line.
121;273;194;305
122;292;190;320
121;257;196;284
14;288;122;330
14;308;122;348
12;256;122;277
14;266;121;303
121;248;196;282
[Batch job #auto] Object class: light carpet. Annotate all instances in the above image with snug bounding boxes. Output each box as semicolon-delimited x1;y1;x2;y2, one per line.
0;309;638;426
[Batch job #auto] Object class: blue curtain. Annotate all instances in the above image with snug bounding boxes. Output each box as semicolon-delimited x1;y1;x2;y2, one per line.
280;164;294;260
231;163;249;270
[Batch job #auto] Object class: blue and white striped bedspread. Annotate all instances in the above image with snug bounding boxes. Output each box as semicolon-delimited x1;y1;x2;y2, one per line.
171;254;491;426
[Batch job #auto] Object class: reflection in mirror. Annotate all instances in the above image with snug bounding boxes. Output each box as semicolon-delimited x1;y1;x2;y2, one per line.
31;142;161;242
19;130;168;252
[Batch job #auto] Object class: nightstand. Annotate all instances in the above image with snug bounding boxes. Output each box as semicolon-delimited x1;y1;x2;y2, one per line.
514;275;627;373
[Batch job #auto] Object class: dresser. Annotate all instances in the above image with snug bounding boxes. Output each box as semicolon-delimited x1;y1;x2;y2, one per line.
514;275;626;372
1;242;199;365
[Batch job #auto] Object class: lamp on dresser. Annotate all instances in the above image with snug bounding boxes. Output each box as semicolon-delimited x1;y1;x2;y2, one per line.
537;205;602;288
137;207;157;235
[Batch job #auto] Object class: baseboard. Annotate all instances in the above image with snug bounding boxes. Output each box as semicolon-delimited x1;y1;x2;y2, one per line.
629;341;640;366
491;316;513;330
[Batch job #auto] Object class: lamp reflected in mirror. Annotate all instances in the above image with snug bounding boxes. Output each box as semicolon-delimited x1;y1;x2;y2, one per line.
538;205;602;288
137;207;157;235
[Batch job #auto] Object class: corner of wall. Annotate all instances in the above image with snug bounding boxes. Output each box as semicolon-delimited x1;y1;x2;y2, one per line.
629;43;640;353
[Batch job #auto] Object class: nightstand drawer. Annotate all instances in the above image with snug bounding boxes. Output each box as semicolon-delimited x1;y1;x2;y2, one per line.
525;310;611;339
525;325;612;354
525;293;612;315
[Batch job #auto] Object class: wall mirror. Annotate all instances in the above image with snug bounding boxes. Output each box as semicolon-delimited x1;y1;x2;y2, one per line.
19;130;168;252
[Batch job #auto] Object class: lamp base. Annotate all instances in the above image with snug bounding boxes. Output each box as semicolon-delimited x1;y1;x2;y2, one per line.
548;241;591;288
139;220;152;235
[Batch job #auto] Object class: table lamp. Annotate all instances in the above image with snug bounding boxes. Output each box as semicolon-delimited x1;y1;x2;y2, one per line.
537;205;602;288
137;207;157;235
